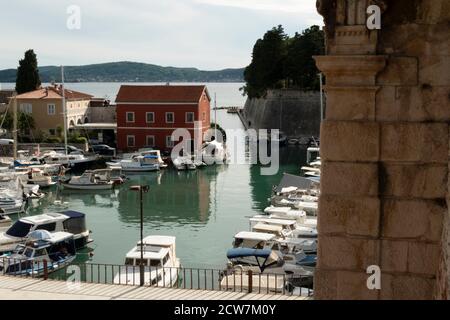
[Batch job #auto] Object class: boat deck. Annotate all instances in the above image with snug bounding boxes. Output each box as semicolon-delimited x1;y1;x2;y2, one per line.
0;275;310;300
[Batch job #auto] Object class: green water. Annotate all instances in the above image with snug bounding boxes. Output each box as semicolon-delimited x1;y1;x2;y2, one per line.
22;110;307;270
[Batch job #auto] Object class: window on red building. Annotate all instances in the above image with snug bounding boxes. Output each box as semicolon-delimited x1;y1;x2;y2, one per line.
127;135;135;147
165;112;174;123
146;112;154;123
126;112;135;123
166;135;174;148
186;112;194;123
146;135;155;147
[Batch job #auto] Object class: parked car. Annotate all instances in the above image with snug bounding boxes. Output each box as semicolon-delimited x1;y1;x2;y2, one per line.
0;139;14;145
89;144;116;157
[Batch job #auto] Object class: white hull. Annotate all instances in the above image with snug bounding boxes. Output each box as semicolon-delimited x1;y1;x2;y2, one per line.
113;260;181;287
61;182;114;190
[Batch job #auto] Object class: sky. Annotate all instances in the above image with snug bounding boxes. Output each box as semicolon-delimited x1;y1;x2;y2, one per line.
0;0;322;70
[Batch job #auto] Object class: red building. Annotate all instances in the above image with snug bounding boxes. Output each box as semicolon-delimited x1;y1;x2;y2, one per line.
116;85;211;153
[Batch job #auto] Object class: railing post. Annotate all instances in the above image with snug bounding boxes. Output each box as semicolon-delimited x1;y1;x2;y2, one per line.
248;270;253;293
43;260;48;280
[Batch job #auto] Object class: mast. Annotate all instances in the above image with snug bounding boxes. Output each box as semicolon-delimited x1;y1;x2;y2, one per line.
12;95;17;160
319;73;324;122
61;66;68;156
214;93;217;139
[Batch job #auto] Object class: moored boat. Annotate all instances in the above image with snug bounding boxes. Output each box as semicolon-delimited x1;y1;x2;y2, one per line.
60;170;115;190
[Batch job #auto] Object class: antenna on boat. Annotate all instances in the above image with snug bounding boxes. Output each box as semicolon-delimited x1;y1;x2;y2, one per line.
12;94;18;161
61;66;68;156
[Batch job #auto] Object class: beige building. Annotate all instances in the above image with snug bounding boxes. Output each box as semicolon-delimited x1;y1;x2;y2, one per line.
14;85;93;137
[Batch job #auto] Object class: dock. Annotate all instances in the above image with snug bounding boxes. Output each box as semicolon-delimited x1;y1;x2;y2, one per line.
0;276;310;300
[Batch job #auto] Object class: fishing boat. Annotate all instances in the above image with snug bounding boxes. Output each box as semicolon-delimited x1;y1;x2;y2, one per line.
172;156;196;171
220;248;314;293
60;170;115;190
0;230;77;276
107;155;160;172
0;210;92;253
113;236;181;287
17;168;56;188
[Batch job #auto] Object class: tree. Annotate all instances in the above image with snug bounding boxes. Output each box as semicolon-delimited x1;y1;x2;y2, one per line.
0;111;13;131
15;49;41;94
17;111;35;136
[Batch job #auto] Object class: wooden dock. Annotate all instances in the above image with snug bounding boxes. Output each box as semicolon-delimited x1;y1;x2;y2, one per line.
0;276;310;300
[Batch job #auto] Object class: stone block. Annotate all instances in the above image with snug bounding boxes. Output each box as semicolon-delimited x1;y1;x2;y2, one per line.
381;123;448;163
420;55;450;86
336;270;379;300
382;199;445;241
376;86;450;122
313;268;337;300
380;273;435;300
381;240;409;273
321;162;379;197
318;195;380;237
377;57;418;86
407;242;440;275
324;86;379;121
321;121;380;162
381;163;447;198
318;235;379;271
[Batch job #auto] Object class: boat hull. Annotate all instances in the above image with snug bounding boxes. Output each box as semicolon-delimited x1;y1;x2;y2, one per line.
61;182;114;190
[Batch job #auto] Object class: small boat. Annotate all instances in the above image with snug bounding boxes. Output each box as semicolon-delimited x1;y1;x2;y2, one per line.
117;149;168;168
60;170;115;190
172;157;196;171
220;248;314;293
0;230;77;276
0;210;92;253
250;217;317;239
201;140;227;165
18;168;56;188
107;155;160;172
114;235;181;287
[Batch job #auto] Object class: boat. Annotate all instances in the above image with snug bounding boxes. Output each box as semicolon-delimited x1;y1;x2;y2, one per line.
114;149;168;168
249;217;317;239
107;155;160;172
220;248;314;293
201;140;227;165
0;230;77;276
0;210;92;253
172;156;196;171
60;170;115;190
40;151;97;170
17;168;56;188
0;176;26;215
113;235;181;287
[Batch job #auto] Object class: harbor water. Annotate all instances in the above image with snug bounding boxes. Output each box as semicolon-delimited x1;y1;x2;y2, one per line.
3;82;308;270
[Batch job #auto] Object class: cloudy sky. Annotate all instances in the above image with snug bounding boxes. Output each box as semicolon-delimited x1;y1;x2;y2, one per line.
1;0;322;70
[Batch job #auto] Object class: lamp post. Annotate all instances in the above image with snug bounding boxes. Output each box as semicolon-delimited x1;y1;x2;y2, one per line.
130;184;149;286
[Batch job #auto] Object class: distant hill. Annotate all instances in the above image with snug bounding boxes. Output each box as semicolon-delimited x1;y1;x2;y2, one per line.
0;61;245;83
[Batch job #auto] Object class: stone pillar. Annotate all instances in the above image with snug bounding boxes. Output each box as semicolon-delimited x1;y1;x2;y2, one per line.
314;0;450;299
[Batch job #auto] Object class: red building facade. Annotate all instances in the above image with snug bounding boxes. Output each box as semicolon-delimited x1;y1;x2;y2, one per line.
116;85;211;153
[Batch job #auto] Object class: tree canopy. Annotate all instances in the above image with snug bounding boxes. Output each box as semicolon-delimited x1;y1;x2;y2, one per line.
15;49;41;94
241;25;325;99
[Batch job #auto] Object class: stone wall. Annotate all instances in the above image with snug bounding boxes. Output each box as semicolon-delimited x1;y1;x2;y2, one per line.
88;105;117;123
243;90;321;137
314;0;450;299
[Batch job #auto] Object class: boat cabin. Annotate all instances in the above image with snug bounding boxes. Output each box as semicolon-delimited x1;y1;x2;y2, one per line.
251;223;285;238
124;236;176;268
233;231;277;250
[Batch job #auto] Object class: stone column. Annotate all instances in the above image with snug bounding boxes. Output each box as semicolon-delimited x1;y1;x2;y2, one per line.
314;0;450;299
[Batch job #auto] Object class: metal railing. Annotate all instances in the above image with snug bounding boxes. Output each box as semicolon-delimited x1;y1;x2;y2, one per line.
1;257;313;297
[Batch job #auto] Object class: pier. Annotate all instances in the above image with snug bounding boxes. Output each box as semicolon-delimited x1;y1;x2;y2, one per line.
0;276;309;300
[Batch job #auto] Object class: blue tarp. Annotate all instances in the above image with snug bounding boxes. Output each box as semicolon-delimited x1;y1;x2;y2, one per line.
226;248;272;259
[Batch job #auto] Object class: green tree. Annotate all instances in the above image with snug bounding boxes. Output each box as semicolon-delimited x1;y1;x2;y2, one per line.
15;49;41;94
17;111;35;136
0;111;13;131
241;25;288;99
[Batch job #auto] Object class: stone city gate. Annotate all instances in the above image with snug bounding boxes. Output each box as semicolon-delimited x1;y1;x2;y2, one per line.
313;0;450;299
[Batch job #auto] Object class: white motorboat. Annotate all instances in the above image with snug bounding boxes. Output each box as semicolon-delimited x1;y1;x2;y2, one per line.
0;211;92;253
107;155;160;172
40;151;97;169
60;170;115;190
172;156;196;171
201;140;227;165
250;216;317;239
114;235;181;287
0;230;77;276
263;206;307;222
0;176;26;215
17;168;56;188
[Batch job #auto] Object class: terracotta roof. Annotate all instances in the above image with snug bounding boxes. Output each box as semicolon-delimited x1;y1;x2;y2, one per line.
15;86;93;100
115;85;210;103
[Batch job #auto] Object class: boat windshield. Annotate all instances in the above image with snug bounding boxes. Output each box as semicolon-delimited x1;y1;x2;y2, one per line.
24;248;34;258
149;259;161;267
6;221;33;238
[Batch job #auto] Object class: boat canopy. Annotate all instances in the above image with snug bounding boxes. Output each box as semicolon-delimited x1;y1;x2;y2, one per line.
252;223;284;233
139;235;176;247
227;248;272;259
250;217;297;226
234;231;275;241
61;211;86;219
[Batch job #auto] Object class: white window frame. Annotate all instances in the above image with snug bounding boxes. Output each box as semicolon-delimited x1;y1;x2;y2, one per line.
20;103;32;114
146;112;155;123
127;135;135;147
47;104;56;115
126;112;135;123
166;136;174;148
146;135;155;147
185;112;194;123
165;112;174;124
